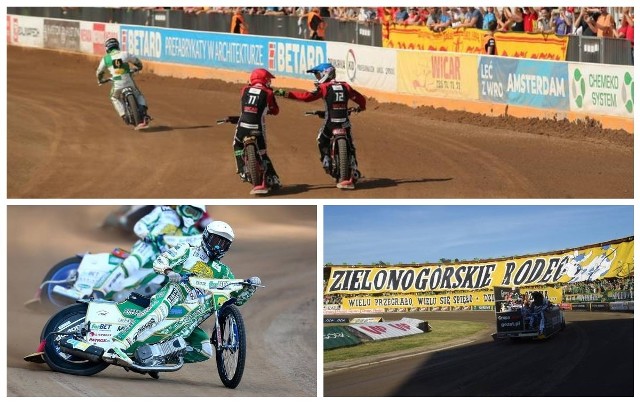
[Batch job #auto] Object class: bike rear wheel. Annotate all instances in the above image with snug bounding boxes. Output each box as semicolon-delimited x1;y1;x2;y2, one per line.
245;143;263;187
125;93;142;127
337;137;350;182
40;256;82;312
42;303;109;376
214;305;246;389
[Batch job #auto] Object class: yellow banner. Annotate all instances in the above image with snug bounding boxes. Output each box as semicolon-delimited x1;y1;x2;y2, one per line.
384;26;569;61
397;51;478;99
326;238;633;294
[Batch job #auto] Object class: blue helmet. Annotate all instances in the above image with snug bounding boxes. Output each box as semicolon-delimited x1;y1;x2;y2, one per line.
306;63;336;86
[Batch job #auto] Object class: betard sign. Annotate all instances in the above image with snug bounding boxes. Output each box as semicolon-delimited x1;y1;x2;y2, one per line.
120;26;163;59
569;63;633;117
325;237;633;294
267;39;326;78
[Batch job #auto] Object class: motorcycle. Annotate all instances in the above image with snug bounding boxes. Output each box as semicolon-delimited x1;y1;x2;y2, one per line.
99;70;149;130
304;107;362;190
24;276;263;389
25;234;202;312
217;116;276;196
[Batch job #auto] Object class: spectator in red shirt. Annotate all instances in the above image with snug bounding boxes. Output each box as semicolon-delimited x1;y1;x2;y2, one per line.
523;7;538;32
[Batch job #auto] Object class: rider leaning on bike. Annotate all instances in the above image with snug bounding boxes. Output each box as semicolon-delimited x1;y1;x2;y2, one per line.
96;37;151;129
233;68;282;192
274;62;367;177
94;205;207;299
103;220;261;366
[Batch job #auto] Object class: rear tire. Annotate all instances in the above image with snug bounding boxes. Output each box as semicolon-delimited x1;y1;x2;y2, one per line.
214;305;246;389
126;93;141;127
245;143;262;187
42;304;109;376
337;138;350;182
40;256;83;312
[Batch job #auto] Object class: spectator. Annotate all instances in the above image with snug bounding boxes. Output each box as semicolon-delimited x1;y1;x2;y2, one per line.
406;7;425;25
461;6;483;29
449;7;464;28
437;8;452;29
357;7;376;23
596;7;616;37
574;7;598;36
552;7;573;35
536;8;554;33
426;7;441;31
616;7;634;64
482;7;497;30
307;7;326;40
230;7;248;34
523;7;538;32
507;7;525;32
395;7;409;23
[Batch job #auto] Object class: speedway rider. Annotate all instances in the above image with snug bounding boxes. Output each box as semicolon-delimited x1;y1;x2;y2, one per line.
103;220;261;365
274;62;367;189
233;68;282;193
94;205;207;299
96;37;151;130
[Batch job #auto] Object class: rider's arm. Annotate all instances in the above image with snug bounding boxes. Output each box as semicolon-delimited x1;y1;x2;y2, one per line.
286;87;323;102
345;84;367;111
133;206;164;239
125;52;143;71
152;243;191;275
266;89;280;116
96;58;107;83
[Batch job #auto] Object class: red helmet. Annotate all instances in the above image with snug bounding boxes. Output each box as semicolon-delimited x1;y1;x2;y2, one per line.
250;68;275;87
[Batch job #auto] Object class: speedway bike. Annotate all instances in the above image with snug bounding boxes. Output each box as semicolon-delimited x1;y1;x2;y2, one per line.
99;69;148;129
217;116;275;195
24;276;263;389
25;234;201;311
304;107;362;189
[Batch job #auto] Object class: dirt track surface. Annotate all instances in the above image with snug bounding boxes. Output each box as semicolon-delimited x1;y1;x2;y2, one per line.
7;46;633;199
324;311;634;396
7;206;317;397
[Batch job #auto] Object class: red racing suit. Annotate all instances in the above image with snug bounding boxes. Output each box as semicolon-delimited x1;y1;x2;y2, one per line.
284;80;366;163
234;83;280;179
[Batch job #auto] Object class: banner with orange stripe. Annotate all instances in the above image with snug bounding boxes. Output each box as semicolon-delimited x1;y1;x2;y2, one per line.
383;26;568;61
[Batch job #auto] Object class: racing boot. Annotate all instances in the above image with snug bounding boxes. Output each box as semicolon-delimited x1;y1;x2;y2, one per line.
102;339;133;366
336;178;355;190
250;185;269;195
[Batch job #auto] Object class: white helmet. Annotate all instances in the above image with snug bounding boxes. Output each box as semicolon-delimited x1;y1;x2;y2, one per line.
202;221;234;260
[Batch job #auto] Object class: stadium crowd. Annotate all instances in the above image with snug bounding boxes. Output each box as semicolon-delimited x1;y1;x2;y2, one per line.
121;6;633;37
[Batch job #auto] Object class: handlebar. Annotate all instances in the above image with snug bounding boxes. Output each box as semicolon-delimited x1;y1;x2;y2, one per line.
217;116;240;125
304;107;362;118
98;69;139;85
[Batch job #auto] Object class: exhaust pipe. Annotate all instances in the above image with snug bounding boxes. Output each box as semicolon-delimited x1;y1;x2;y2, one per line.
59;339;104;363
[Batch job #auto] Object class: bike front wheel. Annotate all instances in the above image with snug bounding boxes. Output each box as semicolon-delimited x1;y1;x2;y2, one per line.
214;305;246;389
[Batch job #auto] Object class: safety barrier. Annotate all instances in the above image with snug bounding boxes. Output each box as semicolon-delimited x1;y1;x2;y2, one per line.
7;14;633;132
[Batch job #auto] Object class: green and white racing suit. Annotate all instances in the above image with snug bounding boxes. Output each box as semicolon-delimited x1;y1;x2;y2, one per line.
96;49;148;118
111;242;256;362
94;206;203;298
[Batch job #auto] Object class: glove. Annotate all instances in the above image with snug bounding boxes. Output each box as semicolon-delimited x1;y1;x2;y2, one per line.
143;235;156;244
246;276;262;287
274;88;288;97
153;254;171;274
166;270;182;283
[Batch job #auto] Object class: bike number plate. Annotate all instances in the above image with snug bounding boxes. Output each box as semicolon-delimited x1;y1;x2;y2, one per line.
332;128;347;135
